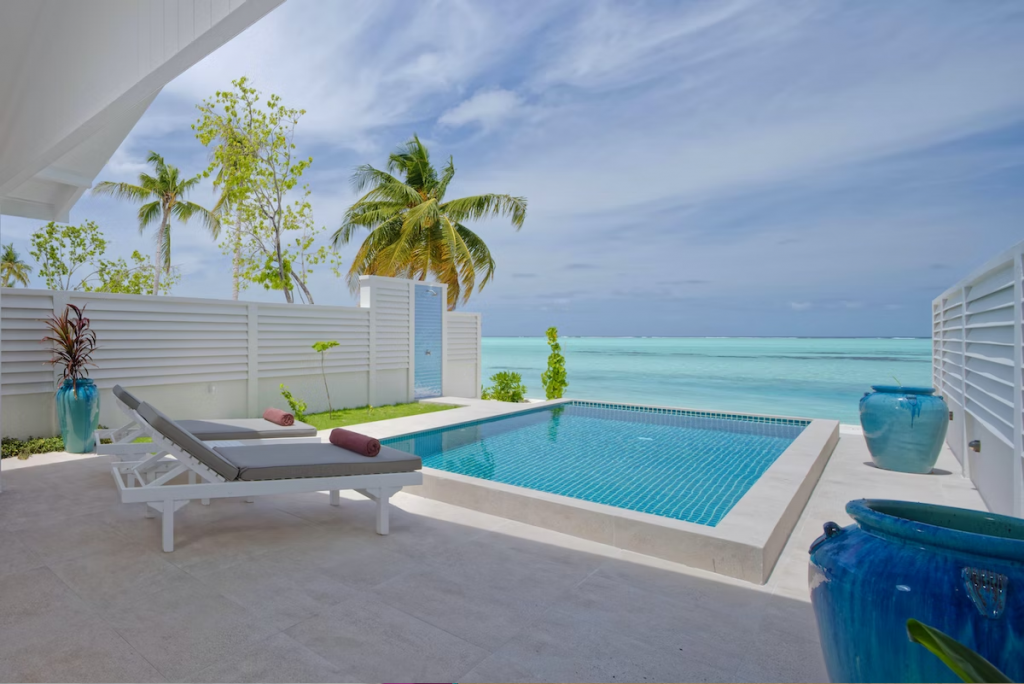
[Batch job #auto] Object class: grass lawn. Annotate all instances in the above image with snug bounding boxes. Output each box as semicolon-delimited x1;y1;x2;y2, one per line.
6;402;459;455
129;401;460;441
301;402;458;431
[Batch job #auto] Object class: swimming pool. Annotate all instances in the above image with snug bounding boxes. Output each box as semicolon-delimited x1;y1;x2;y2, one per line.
383;401;808;526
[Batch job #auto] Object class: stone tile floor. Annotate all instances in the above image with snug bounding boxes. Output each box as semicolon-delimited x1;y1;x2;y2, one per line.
0;407;986;683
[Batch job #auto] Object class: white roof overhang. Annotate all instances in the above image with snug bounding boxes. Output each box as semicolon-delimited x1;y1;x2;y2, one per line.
0;0;286;221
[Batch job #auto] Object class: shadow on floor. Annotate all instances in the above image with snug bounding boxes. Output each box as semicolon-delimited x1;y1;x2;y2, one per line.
0;455;827;683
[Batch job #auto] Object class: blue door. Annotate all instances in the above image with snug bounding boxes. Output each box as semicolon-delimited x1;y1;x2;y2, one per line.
414;285;443;399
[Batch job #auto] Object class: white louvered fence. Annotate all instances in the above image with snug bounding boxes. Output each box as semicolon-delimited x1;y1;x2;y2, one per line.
0;276;481;439
933;240;1024;517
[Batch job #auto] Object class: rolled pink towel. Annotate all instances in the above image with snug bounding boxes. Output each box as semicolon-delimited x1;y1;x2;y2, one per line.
263;408;295;426
330;428;381;457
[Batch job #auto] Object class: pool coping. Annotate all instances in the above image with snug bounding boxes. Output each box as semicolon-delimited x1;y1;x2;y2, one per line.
369;398;840;584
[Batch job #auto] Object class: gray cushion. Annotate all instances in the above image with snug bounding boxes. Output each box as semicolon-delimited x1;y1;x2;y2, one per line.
112;385;141;411
177;418;317;441
214;444;421;481
137;402;240;481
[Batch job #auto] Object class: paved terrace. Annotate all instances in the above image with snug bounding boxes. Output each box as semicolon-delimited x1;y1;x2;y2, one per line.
0;400;986;683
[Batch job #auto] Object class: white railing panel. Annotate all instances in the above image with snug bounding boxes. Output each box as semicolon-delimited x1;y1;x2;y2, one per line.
934;240;1024;517
1;276;483;436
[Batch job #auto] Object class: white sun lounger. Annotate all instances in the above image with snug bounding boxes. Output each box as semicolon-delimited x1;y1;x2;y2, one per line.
97;385;320;459
112;401;422;552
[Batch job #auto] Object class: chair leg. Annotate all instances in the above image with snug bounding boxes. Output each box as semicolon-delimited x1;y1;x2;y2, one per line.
162;501;175;552
201;498;210;505
329;490;340;507
144;503;155;519
376;492;390;535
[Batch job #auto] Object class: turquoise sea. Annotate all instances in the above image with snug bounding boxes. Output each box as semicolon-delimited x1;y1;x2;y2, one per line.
481;337;932;425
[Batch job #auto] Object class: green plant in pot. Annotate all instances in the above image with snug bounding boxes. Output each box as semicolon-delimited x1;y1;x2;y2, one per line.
43;303;99;453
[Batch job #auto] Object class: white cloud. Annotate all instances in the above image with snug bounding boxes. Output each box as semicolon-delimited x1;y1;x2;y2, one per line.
161;1;559;149
438;89;523;129
537;0;773;90
66;0;1023;333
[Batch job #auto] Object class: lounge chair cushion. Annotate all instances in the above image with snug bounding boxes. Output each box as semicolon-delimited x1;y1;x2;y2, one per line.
177;418;317;441
137;403;240;481
112;384;142;411
214;444;421;481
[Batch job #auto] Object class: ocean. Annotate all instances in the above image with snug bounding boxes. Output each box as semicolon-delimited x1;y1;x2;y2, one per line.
480;337;933;425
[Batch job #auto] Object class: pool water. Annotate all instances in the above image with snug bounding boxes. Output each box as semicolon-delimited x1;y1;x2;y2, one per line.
383;402;807;526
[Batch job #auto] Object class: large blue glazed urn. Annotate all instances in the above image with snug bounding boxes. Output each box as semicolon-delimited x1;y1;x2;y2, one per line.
56;378;100;453
860;385;947;473
809;499;1023;683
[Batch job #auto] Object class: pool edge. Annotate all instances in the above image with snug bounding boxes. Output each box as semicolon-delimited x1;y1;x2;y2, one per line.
393;402;839;584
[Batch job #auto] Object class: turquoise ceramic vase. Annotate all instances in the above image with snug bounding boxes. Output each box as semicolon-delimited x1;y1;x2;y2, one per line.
56;378;100;453
860;385;947;473
809;499;1023;683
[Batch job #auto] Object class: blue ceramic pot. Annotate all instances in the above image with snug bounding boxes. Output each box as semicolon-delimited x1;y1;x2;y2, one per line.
860;385;947;473
56;378;100;453
809;499;1023;683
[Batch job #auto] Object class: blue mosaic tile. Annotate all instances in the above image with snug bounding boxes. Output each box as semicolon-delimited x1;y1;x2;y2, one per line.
383;402;807;527
414;285;442;399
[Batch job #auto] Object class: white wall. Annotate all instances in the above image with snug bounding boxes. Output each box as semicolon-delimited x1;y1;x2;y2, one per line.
445;312;482;398
0;278;482;438
933;240;1024;517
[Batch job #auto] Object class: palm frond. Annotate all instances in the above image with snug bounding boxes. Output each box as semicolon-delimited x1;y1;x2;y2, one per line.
434;156;456;201
92;181;153;203
442;193;527;229
138;201;162;233
172;201;221;238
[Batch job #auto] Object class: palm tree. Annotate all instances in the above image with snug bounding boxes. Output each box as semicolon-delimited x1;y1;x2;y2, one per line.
332;135;526;309
1;243;32;287
93;151;218;294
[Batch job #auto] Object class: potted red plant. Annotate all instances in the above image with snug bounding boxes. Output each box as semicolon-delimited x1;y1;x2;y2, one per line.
43;303;99;452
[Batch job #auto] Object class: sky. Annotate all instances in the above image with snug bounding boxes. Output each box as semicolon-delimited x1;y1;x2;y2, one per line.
3;0;1023;337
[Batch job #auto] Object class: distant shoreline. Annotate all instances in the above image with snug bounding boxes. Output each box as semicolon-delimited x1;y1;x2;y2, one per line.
481;335;929;340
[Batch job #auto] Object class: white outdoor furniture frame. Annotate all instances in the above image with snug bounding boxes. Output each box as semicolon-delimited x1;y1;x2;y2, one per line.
96;393;320;460
111;417;421;552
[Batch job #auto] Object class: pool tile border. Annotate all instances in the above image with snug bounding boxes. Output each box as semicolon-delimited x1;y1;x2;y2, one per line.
568;400;811;427
382;398;811;447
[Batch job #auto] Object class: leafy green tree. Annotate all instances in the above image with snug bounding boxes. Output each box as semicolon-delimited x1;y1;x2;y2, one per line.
333;135;526;310
312;340;340;417
93;151;218;294
1;243;32;287
29;221;107;290
481;371;527;402
83;250;179;295
208;128;249;299
194;77;339;304
540;326;568;399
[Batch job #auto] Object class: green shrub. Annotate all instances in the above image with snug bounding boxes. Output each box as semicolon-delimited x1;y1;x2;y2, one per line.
2;436;65;459
279;384;307;421
540;326;568;400
482;371;528;402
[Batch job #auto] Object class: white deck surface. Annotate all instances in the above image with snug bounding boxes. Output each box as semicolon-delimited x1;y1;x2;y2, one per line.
0;400;986;682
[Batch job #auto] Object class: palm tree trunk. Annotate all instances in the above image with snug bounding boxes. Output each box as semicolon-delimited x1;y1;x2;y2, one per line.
153;210;170;295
